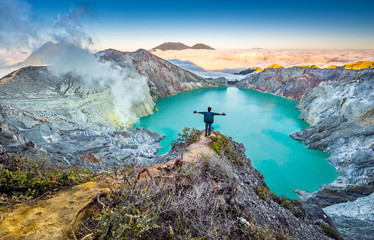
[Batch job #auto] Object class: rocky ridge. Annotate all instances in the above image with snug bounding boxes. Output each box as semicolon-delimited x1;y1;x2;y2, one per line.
140;131;339;239
97;48;212;100
237;66;374;239
0;131;339;239
0;48;213;169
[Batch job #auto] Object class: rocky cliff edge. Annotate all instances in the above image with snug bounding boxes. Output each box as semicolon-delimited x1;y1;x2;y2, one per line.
0;131;340;240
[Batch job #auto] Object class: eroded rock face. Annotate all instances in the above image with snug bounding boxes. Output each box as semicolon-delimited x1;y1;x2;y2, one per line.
97;48;214;100
237;67;374;239
237;68;374;204
236;67;367;101
291;73;374;206
0;65;159;168
323;192;374;240
0;49;211;169
162;132;337;240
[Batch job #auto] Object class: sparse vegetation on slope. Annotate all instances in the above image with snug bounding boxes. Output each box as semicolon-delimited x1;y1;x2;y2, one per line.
0;154;96;204
210;132;244;166
1;129;337;240
75;156;289;240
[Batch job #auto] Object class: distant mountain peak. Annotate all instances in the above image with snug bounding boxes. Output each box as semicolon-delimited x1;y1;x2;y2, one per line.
265;63;283;69
344;61;374;70
191;43;215;50
150;42;215;51
296;65;319;68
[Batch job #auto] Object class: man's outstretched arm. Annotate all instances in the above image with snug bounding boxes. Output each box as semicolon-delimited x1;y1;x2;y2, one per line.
193;110;203;114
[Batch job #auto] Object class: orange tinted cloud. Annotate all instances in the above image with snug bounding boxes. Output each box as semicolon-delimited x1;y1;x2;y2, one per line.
153;49;374;70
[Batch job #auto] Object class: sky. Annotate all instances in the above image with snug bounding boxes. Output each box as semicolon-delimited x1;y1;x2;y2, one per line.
0;0;374;71
1;0;374;52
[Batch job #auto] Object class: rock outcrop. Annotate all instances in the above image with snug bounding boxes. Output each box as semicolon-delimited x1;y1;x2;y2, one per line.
0;131;339;239
0;48;212;169
291;70;374;206
236;67;360;101
323;192;374;240
97;48;213;100
156;131;339;239
237;66;374;239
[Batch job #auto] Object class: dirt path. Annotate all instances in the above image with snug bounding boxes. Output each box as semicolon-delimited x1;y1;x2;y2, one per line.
0;182;109;240
138;132;217;184
182;132;216;162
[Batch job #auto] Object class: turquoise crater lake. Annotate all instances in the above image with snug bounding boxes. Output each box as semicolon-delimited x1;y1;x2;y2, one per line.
134;87;338;199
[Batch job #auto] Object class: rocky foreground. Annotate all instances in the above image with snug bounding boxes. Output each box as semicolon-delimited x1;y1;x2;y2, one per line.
237;66;374;239
0;131;340;240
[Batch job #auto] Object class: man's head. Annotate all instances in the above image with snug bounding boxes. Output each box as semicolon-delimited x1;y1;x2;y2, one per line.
208;107;211;112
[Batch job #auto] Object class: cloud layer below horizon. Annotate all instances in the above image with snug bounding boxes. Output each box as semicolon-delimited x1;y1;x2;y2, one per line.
154;48;374;71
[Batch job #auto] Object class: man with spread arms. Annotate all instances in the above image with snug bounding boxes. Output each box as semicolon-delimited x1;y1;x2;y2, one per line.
194;107;226;136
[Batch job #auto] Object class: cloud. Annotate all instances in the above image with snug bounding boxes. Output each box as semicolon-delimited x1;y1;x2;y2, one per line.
51;3;94;48
154;49;374;70
168;59;205;72
0;0;42;51
0;0;93;53
168;59;247;81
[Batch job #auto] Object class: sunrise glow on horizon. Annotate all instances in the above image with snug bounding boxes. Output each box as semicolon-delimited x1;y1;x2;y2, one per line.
1;0;374;70
1;0;374;51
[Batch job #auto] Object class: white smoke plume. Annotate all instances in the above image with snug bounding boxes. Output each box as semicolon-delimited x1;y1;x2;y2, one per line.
50;3;94;49
47;43;153;125
0;0;42;51
0;0;93;52
0;0;153;126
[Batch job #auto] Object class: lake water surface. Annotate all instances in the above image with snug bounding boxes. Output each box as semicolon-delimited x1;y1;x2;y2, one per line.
134;87;338;199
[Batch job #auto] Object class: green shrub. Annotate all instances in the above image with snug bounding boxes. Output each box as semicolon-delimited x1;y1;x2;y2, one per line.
0;155;96;204
174;127;201;147
211;142;221;155
254;185;303;217
239;218;289;240
93;165;160;239
279;197;299;216
79;159;236;239
319;223;344;240
255;185;272;201
78;158;292;240
210;134;243;166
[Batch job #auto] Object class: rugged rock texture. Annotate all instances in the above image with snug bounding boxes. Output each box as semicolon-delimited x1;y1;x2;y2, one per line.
291;70;374;206
323;192;374;240
97;48;213;100
0;132;338;239
237;67;354;100
205;77;230;87
0;48;212;169
150;132;337;239
0;65;159;167
237;67;374;239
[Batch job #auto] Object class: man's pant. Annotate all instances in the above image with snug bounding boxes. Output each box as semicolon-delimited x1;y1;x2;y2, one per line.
205;122;212;136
